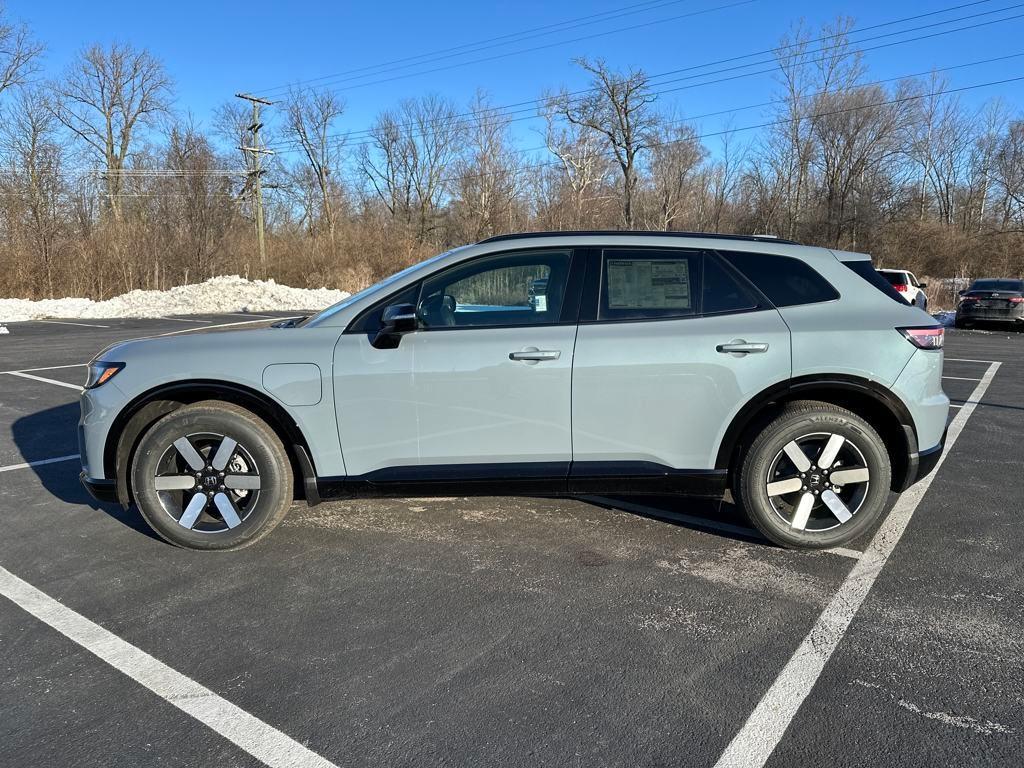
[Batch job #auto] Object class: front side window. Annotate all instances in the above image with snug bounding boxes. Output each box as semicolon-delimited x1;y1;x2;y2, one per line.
599;249;700;321
418;250;571;329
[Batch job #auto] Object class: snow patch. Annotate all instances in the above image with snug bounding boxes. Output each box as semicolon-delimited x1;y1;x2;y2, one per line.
0;276;350;322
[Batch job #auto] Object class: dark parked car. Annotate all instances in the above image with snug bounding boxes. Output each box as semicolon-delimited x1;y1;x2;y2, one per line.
955;278;1024;329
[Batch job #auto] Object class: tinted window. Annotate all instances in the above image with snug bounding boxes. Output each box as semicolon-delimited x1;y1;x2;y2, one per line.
702;254;760;314
843;261;908;304
880;271;908;286
418;250;571;328
720;251;839;307
971;279;1024;292
599;249;699;320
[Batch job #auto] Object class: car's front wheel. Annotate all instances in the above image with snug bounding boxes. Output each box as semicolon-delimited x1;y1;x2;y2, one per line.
131;401;293;550
734;401;891;549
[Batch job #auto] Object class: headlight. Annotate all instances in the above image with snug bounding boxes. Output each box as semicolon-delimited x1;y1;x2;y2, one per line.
85;361;125;389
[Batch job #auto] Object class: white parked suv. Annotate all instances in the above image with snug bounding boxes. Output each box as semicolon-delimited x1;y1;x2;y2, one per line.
878;269;928;309
79;231;949;552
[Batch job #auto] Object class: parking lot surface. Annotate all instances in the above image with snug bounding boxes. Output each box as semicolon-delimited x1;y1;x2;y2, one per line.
1;315;1021;767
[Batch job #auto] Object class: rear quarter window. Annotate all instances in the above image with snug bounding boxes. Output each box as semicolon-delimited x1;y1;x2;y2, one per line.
843;261;909;304
718;251;839;307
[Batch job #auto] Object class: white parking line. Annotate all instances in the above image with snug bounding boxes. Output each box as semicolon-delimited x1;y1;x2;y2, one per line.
36;319;110;328
4;371;83;391
943;375;982;381
945;357;998;364
0;566;338;768
15;363;87;373
714;361;1001;768
581;496;863;561
0;454;80;473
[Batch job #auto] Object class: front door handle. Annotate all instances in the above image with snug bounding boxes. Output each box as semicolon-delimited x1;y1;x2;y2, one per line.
509;348;561;362
716;341;769;355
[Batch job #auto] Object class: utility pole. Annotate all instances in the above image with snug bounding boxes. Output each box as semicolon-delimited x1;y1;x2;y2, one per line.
236;93;274;276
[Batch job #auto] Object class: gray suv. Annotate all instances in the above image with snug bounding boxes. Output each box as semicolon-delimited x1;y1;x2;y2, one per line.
79;232;949;551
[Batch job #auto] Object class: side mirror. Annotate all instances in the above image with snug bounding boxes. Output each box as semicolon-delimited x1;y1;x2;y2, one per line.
371;303;418;349
918;282;927;289
958;289;967;296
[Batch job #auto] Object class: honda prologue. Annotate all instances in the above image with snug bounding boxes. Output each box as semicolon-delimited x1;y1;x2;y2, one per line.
80;232;949;551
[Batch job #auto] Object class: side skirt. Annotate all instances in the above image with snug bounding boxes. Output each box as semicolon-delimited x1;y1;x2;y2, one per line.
317;462;727;500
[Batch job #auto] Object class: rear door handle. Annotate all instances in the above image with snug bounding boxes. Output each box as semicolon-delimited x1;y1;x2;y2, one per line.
509;348;561;362
716;341;769;355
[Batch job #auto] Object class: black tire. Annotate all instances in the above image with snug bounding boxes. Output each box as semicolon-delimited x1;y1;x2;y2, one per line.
131;401;293;550
954;317;970;330
733;401;891;550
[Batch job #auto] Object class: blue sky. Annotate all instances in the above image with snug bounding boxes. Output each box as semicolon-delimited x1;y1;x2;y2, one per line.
9;0;1024;160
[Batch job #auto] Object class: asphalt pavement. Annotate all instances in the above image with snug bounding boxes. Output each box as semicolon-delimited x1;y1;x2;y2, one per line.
0;314;1020;767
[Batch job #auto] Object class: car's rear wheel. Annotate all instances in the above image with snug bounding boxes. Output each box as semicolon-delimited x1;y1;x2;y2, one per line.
734;401;891;549
131;401;293;550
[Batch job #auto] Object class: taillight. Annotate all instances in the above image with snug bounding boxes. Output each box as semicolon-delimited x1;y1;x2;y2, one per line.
894;284;908;292
899;326;944;349
960;295;979;303
1010;296;1024;304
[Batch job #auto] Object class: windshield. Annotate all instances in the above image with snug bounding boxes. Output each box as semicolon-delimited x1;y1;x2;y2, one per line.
970;279;1024;292
303;248;460;326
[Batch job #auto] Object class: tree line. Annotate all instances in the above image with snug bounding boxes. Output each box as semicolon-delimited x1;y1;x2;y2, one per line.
1;12;1023;304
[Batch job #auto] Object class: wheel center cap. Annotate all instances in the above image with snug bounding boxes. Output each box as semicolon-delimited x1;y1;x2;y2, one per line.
808;473;823;488
202;475;218;488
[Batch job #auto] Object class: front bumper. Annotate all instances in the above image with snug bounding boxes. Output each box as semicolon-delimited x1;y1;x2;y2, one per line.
80;472;119;504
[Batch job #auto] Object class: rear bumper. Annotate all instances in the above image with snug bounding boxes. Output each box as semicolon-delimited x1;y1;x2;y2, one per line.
80;472;119;504
957;308;1024;323
898;426;947;492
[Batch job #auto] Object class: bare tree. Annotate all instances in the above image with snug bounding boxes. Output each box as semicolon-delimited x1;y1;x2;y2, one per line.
284;88;345;244
1;86;65;296
551;58;658;228
358;94;464;242
451;91;524;240
539;94;615;229
644;120;706;230
51;43;172;221
0;6;42;97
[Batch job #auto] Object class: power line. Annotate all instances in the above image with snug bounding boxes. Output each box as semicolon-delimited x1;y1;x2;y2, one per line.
263;0;757;97
424;72;1024;188
254;0;696;96
266;4;1024;154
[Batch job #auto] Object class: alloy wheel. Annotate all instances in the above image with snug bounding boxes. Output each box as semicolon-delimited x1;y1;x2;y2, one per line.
152;432;262;533
765;432;871;532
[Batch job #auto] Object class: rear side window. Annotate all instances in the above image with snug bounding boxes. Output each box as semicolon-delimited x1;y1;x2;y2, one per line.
702;254;760;314
843;261;908;304
719;251;839;307
599;249;699;320
880;271;908;286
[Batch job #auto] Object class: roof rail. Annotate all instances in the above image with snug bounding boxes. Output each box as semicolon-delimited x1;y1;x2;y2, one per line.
477;230;799;245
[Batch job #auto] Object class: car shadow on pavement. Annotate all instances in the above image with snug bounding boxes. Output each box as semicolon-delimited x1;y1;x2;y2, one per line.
10;402;161;541
581;494;769;546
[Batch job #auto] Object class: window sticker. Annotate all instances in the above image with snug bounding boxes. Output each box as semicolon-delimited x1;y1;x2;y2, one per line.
607;259;691;309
